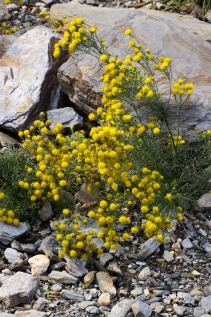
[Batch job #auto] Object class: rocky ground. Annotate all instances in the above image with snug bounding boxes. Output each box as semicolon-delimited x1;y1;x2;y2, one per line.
1;0;211;317
1;198;211;317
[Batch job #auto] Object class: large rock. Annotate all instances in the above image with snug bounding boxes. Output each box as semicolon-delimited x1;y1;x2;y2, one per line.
0;26;68;132
46;107;83;130
50;0;211;40
0;222;28;245
0;272;39;307
0;30;26;59
58;9;211;133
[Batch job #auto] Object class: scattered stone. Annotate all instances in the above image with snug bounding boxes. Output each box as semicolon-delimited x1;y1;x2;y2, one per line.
28;255;50;276
65;257;88;277
107;262;122;275
131;299;152;317
84;271;95;288
32;298;47;311
173;304;188;315
46;107;83;130
85;306;100;314
78;301;97;309
138;237;161;259
194;307;206;317
50;284;62;292
48;270;78;284
200;296;211;313
138;266;151;281
98;292;111;306
96;272;116;296
99;253;113;266
0;272;39;307
15;310;47;317
61;289;84;301
182;238;193;249
197;193;211;209
164;250;174;262
75;183;99;204
38;201;54;221
109;299;133;317
20;243;36;253
4;248;23;264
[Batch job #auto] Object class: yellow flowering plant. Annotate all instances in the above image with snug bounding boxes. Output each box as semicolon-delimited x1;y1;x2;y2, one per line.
1;18;211;261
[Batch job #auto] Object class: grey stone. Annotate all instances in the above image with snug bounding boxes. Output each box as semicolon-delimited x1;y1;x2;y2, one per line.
197;193;211;209
109;299;133;317
99;253;113;266
131;299;152;317
61;289;84;301
200;296;211;313
78;301;97;309
203;242;211;252
0;26;68;132
50;284;62;292
4;248;23;263
163;250;174;262
38;201;54;221
96;272;116;296
46;107;83;130
138;266;151;281
182;238;193;249
20;243;36;253
0;272;39;307
7;3;18;10
9;257;27;272
154;304;164;313
0;314;15;317
11;240;22;251
173;305;189;315
48;270;78;284
194;307;206;317
184;294;195;305
138;237;161;260
204;285;211;296
65;257;88;277
32;298;46;311
75;183;99;204
38;236;60;262
0;222;28;245
85;306;100;314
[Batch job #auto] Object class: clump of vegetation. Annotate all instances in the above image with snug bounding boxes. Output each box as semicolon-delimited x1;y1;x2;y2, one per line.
0;21;20;34
0;17;211;261
163;0;211;20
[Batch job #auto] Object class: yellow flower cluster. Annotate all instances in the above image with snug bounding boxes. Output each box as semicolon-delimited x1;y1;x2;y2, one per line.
172;78;194;96
39;11;50;20
0;21;20;34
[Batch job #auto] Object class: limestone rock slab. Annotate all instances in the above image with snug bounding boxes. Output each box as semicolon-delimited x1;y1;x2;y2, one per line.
58;10;211;134
0;25;68;132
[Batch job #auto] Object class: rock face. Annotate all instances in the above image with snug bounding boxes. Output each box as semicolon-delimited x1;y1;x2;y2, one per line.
58;10;211;134
0;272;40;307
50;0;211;40
0;25;68;132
